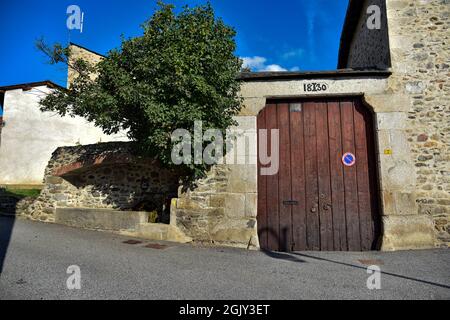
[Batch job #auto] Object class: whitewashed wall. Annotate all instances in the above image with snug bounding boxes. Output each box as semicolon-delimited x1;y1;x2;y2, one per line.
0;85;128;185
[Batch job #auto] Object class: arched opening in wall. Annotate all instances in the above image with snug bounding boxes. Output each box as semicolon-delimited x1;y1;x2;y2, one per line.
257;96;381;252
59;161;180;225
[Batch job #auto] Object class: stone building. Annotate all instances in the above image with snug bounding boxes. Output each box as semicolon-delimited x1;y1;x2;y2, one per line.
67;43;104;86
172;0;448;250
19;0;449;251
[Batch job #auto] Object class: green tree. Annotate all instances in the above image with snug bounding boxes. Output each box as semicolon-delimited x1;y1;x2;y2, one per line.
38;2;242;179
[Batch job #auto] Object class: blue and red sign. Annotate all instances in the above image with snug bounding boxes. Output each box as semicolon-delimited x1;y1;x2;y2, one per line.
342;152;356;167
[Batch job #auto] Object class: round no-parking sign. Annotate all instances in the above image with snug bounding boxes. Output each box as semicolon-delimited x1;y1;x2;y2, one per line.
342;152;356;167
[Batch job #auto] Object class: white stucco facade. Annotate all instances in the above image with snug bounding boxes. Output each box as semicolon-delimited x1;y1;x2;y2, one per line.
0;84;127;185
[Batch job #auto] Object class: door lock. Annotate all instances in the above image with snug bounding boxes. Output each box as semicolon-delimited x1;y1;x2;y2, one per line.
283;200;299;206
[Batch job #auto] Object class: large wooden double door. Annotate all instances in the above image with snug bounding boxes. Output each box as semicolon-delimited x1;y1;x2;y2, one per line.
257;98;381;252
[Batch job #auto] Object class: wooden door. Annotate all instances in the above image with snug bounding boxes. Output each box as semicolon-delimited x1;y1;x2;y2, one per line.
257;98;380;252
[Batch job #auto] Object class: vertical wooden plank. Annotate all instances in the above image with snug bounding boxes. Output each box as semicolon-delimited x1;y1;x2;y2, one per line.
265;103;280;251
353;101;373;251
257;107;268;250
315;101;334;251
303;101;320;250
327;101;348;251
290;103;307;251
277;104;292;252
340;100;362;251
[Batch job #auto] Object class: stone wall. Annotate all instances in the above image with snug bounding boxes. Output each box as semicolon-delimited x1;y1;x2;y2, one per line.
18;142;180;224
339;0;448;248
173;116;259;248
172;73;436;250
175;165;258;247
385;0;450;247
67;43;104;88
240;72;437;250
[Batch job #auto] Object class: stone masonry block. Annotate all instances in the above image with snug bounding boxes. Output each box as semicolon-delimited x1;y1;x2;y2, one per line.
381;214;436;251
245;193;258;218
379;157;416;192
377;130;411;155
226;165;257;193
382;191;418;216
376;112;408;130
224;193;246;218
55;208;149;231
364;94;411;113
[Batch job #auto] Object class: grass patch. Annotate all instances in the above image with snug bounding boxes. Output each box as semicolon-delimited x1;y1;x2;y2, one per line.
1;188;41;199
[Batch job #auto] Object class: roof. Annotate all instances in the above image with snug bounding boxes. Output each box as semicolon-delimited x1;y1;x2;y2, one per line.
238;69;391;81
69;42;106;58
337;0;367;69
0;81;63;93
0;70;391;93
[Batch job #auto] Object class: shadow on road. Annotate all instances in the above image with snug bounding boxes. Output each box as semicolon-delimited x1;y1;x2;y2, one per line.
0;215;15;274
262;250;306;263
293;252;450;290
262;248;449;290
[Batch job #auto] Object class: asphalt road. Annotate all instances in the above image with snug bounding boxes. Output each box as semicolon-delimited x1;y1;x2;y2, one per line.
0;216;449;300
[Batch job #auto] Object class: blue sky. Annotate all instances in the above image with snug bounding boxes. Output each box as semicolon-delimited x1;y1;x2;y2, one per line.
0;0;349;88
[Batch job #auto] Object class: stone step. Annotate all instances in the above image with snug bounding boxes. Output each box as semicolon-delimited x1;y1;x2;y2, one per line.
135;223;170;241
55;208;149;231
52;207;192;244
126;223;192;243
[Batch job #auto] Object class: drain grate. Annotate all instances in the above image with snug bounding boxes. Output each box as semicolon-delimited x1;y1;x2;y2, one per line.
144;243;168;250
123;240;143;245
358;259;384;266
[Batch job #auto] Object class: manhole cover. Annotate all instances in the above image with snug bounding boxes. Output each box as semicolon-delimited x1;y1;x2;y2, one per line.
144;243;168;250
358;259;384;266
123;240;143;245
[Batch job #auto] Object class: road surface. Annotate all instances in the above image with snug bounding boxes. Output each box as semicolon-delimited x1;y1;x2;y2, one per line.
0;216;449;300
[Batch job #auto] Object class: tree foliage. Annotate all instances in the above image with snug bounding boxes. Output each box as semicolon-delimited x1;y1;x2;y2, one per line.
39;2;242;179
